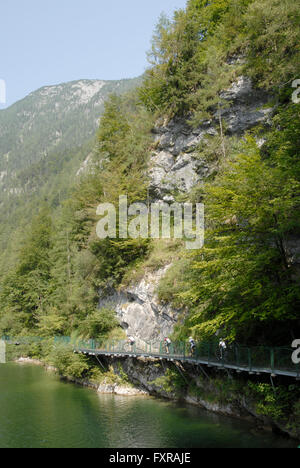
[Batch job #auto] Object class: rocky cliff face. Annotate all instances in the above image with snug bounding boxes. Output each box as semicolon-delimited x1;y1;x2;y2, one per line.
106;76;273;341
99;266;180;344
149;76;272;202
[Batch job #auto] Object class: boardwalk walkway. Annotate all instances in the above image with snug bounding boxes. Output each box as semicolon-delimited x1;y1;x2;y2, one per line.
2;335;299;379
74;340;300;380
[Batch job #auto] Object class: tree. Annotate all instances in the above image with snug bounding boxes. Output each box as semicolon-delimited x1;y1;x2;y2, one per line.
180;138;300;344
0;208;53;332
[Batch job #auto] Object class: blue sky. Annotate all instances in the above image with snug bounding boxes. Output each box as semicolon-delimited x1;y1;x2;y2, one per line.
0;0;187;108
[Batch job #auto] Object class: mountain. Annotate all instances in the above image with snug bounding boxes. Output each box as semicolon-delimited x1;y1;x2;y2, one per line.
0;77;141;271
0;77;141;186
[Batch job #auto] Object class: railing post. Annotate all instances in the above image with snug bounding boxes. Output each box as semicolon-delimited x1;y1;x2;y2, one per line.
270;348;275;373
248;348;252;372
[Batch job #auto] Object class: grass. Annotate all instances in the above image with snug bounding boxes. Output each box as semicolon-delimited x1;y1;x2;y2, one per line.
121;238;184;287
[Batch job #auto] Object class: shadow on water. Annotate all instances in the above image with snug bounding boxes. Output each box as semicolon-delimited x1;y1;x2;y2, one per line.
0;363;297;448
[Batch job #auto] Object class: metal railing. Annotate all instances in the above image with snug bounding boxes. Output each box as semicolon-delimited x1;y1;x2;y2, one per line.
2;335;300;378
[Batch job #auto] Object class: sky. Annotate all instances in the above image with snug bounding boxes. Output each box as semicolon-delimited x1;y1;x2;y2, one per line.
0;0;188;108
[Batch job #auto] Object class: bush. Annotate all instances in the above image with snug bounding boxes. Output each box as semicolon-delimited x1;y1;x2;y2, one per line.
48;345;90;379
77;308;119;339
247;382;300;422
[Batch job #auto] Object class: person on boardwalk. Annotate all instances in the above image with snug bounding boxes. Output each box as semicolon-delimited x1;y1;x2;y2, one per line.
189;337;196;357
164;337;171;355
219;339;227;361
128;336;135;352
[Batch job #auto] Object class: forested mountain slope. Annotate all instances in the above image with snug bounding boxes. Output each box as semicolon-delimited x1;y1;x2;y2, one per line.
0;77;140;273
1;0;300;436
1;0;299;344
0;78;140;178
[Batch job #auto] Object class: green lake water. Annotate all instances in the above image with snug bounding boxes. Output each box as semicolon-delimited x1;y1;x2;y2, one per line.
0;363;297;448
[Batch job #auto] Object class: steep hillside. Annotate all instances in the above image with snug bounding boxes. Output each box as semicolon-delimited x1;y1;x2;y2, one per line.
0;0;300;438
1;0;299;344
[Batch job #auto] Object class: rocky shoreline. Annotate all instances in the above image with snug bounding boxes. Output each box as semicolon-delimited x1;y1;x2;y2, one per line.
16;357;57;372
105;355;300;442
15;357;149;397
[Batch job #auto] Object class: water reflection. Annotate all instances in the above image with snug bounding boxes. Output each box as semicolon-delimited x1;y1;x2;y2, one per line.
0;364;297;448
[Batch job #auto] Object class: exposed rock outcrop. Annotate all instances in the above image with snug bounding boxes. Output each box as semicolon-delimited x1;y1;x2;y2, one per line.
149;76;272;201
149;119;212;201
97;381;148;396
99;266;180;343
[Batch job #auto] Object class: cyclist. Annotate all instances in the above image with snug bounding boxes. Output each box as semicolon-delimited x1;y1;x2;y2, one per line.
219;338;227;361
164;337;171;355
128;336;135;352
189;337;196;357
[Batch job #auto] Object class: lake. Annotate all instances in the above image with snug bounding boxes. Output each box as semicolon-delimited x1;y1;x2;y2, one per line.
0;363;296;448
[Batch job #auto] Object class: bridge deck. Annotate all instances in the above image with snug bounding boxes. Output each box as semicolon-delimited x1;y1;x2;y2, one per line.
76;348;300;379
3;335;299;379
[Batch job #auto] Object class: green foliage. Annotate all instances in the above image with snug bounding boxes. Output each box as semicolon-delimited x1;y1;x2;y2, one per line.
37;311;67;337
97;94;131;158
122;239;184;286
0;78;140;280
157;257;190;308
77;308;119;339
0;90;153;341
243;0;300;90
0;208;53;332
140;0;299;119
152;368;187;396
48;345;90;379
247;382;300;423
90;237;150;284
85;92;154;284
288;400;300;436
160;130;300;344
0;78;140;175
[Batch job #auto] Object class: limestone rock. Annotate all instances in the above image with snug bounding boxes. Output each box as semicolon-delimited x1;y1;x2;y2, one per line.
99;266;180;343
97;381;148;396
149;76;272;201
